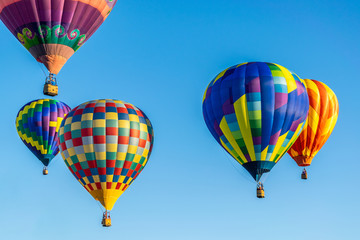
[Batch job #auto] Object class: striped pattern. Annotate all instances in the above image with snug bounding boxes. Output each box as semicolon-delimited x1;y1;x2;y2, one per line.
0;0;117;74
15;99;71;166
288;79;339;166
59;99;154;210
202;62;309;181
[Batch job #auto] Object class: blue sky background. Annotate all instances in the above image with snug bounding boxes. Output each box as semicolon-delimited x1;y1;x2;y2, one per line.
0;0;359;239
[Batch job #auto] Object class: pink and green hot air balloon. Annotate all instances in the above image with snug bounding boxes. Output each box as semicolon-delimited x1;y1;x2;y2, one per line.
0;0;117;95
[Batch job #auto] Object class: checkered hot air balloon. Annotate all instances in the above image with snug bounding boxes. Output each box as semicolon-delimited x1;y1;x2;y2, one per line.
202;62;309;198
0;0;118;95
288;79;339;179
15;99;71;175
58;99;154;227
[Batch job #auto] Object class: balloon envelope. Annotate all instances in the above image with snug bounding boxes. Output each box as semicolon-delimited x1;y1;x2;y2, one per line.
59;99;154;211
288;79;339;166
202;62;309;181
16;99;71;166
0;0;117;74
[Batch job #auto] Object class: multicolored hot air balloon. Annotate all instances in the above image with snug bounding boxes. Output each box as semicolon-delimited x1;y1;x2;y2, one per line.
15;99;71;175
202;62;309;198
0;0;118;95
58;99;154;227
288;79;339;179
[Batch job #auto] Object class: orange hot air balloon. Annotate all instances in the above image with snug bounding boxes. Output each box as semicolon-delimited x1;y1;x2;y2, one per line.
288;79;339;179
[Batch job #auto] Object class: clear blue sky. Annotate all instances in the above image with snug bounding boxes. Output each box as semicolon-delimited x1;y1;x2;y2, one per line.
0;0;359;239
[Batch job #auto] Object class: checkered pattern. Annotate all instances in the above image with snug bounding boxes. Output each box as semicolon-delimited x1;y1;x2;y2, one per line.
288;79;339;166
202;62;309;181
59;99;154;210
15;99;71;166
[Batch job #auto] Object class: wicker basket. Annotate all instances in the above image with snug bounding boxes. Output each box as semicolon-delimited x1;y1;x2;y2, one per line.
43;83;58;96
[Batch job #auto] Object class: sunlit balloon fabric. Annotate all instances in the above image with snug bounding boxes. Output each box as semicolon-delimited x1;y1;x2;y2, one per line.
59;99;154;211
288;79;339;166
0;0;117;74
202;62;309;181
15;99;71;166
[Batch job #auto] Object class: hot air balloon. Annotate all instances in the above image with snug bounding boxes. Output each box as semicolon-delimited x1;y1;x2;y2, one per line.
202;62;309;198
15;99;71;175
288;79;339;179
0;0;117;96
58;99;154;227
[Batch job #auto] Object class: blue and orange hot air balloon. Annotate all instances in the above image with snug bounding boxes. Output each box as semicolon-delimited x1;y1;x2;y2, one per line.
58;99;154;227
0;0;118;95
15;99;71;174
202;62;309;198
288;79;339;179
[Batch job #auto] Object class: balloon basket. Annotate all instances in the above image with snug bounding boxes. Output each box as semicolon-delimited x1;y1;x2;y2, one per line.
43;83;58;96
257;188;265;198
102;212;112;227
301;169;307;180
43;167;48;175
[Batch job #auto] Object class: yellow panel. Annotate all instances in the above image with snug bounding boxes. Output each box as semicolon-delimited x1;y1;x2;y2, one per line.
78;153;87;162
56;118;64;132
140;123;148;132
305;79;319;92
118;120;130;128
106;175;114;182
308;106;319;133
83;145;94;153
95;152;106;160
106;143;117;152
81;113;94;121
269;134;287;162
106;112;118;119
127;145;137;154
142;149;149;156
233;95;256;161
275;64;296;93
65;117;73;125
277;122;305;160
71;121;81;130
66;157;73;166
116;152;127;160
119;176;126;182
49;121;57;127
83;177;90;185
129;114;139;122
260;146;269;160
67;148;76;157
219;117;247;163
133;155;141;163
93;119;105;128
93;175;100;183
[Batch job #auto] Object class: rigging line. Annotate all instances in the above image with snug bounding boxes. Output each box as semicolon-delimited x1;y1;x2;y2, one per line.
37;61;48;78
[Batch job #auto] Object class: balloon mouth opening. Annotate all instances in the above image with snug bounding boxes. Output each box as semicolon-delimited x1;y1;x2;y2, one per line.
242;161;276;182
293;156;313;167
298;164;310;167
